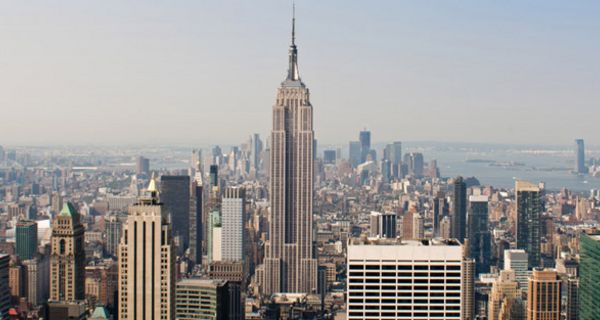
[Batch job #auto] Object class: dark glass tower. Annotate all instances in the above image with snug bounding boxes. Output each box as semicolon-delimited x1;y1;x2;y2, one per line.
516;180;541;268
451;176;467;242
578;233;600;320
575;139;586;174
160;175;191;253
16;220;37;260
467;196;491;274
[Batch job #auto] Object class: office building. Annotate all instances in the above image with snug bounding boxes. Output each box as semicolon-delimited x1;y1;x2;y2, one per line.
412;213;424;239
118;177;175;320
0;255;9;319
50;202;85;302
527;268;560;320
263;12;317;295
207;211;222;263
488;270;522;320
105;215;122;257
433;194;448;237
135;156;149;176
451;176;467;242
349;141;361;167
359;130;371;163
160;175;190;254
504;249;529;290
16;220;38;261
578;233;600;319
252;133;263;172
462;258;475;320
323;150;336;165
190;160;204;265
384;141;402;178
221;187;245;261
175;278;230;320
369;211;397;238
565;277;578;320
347;238;463;319
9;264;24;300
575;139;586;174
516;180;542;268
404;152;424;177
468;195;491;274
23;257;49;306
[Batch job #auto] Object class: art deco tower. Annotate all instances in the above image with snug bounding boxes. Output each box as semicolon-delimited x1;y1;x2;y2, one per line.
263;9;317;294
49;202;85;302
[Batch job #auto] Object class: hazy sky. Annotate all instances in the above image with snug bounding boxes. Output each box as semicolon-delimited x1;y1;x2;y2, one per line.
1;1;599;146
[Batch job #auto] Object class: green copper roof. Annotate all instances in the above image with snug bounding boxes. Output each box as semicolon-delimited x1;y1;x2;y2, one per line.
60;202;78;217
90;306;110;319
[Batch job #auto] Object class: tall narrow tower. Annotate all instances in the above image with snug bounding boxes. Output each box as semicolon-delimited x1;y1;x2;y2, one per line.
49;202;85;302
118;175;175;320
263;7;317;294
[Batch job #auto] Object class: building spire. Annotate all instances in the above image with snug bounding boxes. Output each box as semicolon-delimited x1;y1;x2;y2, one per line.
286;2;300;82
292;2;296;46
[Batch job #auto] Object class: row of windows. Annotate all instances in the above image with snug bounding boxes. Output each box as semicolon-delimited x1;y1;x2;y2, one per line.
349;264;461;271
348;299;461;305
349;271;461;277
349;285;461;291
348;311;460;318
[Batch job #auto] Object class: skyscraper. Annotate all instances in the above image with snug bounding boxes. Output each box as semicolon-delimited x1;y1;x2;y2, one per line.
221;187;245;261
105;215;122;258
347;238;463;319
515;180;541;268
118;176;175;320
160;175;190;253
575;138;586;174
0;255;10;319
135;156;149;176
504;249;529;290
368;211;397;238
16;220;38;261
190;161;204;265
527;268;561;320
50;202;85;302
359;130;371;163
348;141;361;167
252;133;263;173
467;195;491;274
451;176;467;242
384;141;402;178
433;194;449;238
263;10;317;294
578;233;600;319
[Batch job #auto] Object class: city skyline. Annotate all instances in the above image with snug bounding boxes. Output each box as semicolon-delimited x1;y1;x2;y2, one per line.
1;1;599;145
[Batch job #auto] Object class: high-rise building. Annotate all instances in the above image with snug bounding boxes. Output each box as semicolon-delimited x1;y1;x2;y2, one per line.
575;139;586;174
190;161;204;265
526;268;560;320
368;211;397;238
384;141;402;178
359;130;371;163
207;210;222;263
504;249;530;291
118;177;175;320
221;187;245;261
209;164;219;189
105;215;122;257
412;213;424;239
23;257;49;306
578;233;600;319
135;156;149;176
160;175;191;253
323;150;336;165
252;133;263;173
433;194;449;237
0;255;10;319
565;277;578;320
462;257;475;320
9;264;24;300
16;220;38;261
451;176;467;242
347;238;463;319
468;195;491;274
50;202;85;302
175;278;230;320
488;269;522;320
348;141;361;168
516;180;542;268
263;11;317;295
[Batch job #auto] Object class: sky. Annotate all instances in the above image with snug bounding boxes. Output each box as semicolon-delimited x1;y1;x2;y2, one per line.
0;1;599;146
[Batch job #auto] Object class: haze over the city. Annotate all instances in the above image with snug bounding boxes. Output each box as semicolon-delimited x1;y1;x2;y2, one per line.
1;0;599;146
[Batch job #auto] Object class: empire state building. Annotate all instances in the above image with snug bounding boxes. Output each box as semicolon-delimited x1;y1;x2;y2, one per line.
263;11;317;294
